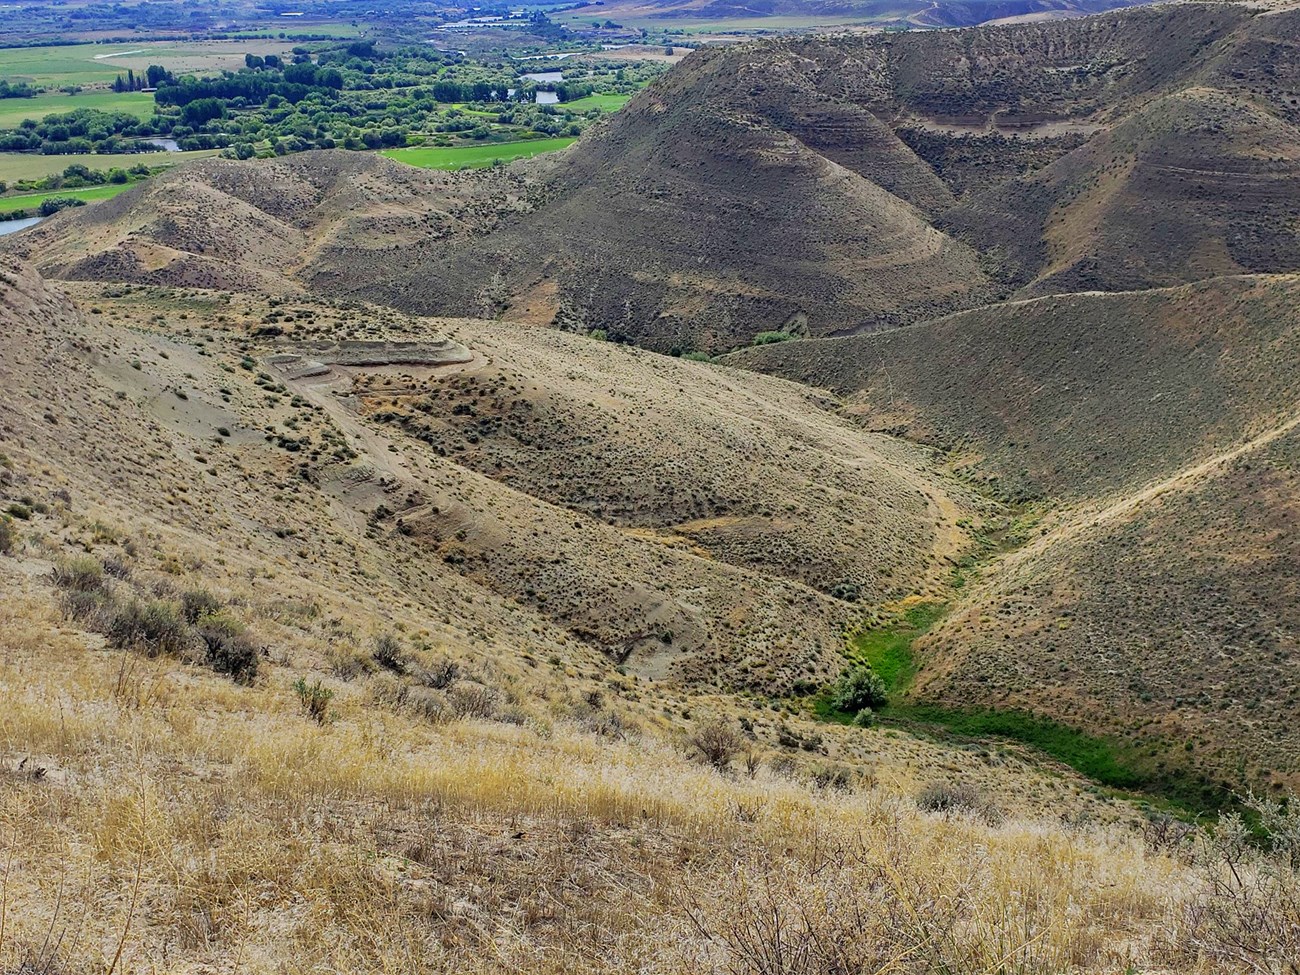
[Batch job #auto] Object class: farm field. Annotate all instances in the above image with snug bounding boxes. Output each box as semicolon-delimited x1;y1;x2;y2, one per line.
0;90;156;129
380;136;578;170
0;181;132;215
563;92;632;111
0;39;296;87
0;148;218;182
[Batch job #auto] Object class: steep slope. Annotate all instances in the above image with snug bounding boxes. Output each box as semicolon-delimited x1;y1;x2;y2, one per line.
942;88;1300;293
915;415;1300;793
12;4;1299;352
346;80;994;350
587;0;1154;30
8;151;529;295
6;263;981;696
733;274;1300;502
735;272;1300;788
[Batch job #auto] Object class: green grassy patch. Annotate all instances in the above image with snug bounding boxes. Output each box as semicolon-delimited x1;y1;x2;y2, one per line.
851;601;946;692
0;182;134;216
562;93;632;112
809;595;1232;815
0;44;129;87
0;149;218;183
895;704;1144;789
380;137;577;171
0;91;157;129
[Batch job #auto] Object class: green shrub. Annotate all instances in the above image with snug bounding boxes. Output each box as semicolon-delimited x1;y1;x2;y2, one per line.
181;588;223;624
5;502;31;520
104;599;193;659
751;331;793;346
293;677;334;725
852;707;875;728
830;664;888;713
0;517;15;555
52;556;105;593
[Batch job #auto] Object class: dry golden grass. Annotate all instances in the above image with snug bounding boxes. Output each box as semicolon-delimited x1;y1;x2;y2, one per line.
2;568;1297;975
4;247;1299;975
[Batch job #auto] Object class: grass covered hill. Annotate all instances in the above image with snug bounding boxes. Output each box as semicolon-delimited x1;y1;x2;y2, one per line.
732;274;1300;502
736;270;1300;794
4;243;1299;975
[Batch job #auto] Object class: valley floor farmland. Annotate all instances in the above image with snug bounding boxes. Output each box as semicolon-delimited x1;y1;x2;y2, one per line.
0;90;156;129
0;38;298;87
0;148;218;182
381;137;578;170
0;182;131;216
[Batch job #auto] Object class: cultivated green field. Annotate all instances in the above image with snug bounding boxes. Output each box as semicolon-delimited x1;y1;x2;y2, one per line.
562;93;632;112
0;148;218;183
0;39;296;87
0;182;134;215
381;137;578;170
0;91;157;129
0;44;128;86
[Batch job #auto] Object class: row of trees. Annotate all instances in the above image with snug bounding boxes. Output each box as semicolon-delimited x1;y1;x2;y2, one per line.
0;81;36;99
111;65;172;92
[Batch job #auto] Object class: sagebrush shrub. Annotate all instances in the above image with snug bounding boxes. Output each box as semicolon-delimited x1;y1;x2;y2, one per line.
181;588;223;624
196;612;259;683
691;718;744;770
104;598;193;659
916;780;1001;823
831;664;888;713
449;682;497;719
52;556;105;593
372;632;405;673
416;655;460;689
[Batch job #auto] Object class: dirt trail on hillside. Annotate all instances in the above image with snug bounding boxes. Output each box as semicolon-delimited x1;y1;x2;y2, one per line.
1010;403;1300;565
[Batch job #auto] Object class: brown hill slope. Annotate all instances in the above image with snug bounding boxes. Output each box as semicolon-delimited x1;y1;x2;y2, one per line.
9;152;527;295
732;274;1300;502
12;256;1251;975
914;412;1300;792
2;256;984;695
11;5;1300;352
941;88;1300;293
736;272;1300;788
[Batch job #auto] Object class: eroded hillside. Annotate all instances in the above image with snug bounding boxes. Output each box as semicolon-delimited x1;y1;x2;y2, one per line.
14;4;1300;352
13;253;1282;975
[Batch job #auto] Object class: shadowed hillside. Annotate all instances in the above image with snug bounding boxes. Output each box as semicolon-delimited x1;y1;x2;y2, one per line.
18;5;1300;351
736;271;1300;790
733;274;1300;501
942;88;1300;293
